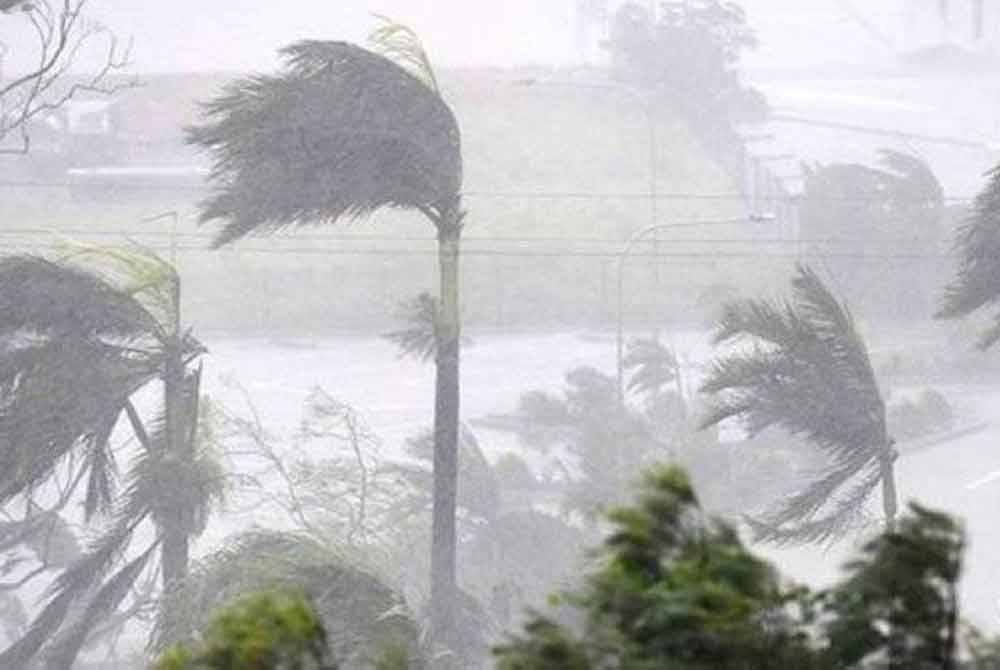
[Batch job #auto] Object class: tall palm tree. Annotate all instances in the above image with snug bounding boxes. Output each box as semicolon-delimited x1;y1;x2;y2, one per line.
699;264;896;545
0;249;221;669
937;165;1000;347
186;20;465;643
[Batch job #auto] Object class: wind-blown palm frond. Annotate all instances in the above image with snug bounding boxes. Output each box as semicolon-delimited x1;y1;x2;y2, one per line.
0;328;160;508
154;531;422;667
58;242;181;335
700;264;891;544
187;39;462;247
937;165;1000;348
384;292;440;362
0;255;160;341
624;336;678;398
369;15;440;94
0;479;152;670
0;250;213;669
41;542;158;670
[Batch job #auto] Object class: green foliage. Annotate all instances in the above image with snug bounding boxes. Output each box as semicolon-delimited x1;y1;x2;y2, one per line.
154;531;424;669
494;464;819;670
151;590;337;670
494;617;592;670
700;264;893;545
368;15;440;94
818;503;965;669
496;464;970;670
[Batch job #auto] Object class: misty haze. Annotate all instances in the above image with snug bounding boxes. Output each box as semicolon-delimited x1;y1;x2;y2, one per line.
1;1;1000;668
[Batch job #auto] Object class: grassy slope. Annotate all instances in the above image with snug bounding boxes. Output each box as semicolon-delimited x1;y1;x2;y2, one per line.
0;70;786;335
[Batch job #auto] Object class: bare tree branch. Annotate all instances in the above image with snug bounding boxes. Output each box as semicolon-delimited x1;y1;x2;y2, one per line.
0;0;136;154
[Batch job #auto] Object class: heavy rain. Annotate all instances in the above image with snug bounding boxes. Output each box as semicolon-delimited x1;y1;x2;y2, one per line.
0;1;998;668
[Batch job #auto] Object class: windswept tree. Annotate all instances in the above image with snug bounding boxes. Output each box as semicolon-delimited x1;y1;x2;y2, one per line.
187;19;466;645
800;149;947;319
0;249;221;669
0;0;133;153
938;165;1000;348
700;264;897;545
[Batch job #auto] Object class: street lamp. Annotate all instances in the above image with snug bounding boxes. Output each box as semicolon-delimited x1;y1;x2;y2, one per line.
615;213;776;407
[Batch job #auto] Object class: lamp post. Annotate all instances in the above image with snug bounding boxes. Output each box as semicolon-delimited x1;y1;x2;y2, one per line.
615;213;775;408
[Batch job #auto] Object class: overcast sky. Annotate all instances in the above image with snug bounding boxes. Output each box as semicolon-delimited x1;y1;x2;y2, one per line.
0;1;910;75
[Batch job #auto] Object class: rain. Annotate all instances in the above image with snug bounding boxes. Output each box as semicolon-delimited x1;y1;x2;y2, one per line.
0;1;999;668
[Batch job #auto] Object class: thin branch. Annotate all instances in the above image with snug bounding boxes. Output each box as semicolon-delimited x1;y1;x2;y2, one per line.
0;0;137;153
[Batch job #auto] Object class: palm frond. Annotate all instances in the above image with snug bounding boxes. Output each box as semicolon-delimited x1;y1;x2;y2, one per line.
0;508;80;568
82;410;120;520
938;165;1000;347
42;542;158;670
701;264;889;545
134;378;225;539
623;336;678;397
188;38;462;247
153;530;420;666
384;292;439;362
0;338;159;504
0;495;149;670
369;15;440;93
57;242;180;336
0;255;160;341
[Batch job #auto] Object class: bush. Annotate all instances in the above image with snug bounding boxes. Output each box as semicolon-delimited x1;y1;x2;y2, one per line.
150;590;337;670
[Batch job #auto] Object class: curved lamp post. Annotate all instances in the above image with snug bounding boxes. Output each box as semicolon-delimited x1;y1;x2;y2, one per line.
616;213;775;408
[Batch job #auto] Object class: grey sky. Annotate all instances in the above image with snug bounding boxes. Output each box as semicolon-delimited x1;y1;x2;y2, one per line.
0;1;961;77
5;0;906;75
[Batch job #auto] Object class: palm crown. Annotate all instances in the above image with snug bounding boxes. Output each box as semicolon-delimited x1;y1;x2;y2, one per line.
700;264;895;545
188;38;463;246
0;250;220;669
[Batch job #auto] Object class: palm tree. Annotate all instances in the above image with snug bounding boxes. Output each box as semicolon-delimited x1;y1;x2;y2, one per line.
186;19;465;643
937;165;1000;347
154;531;425;669
699;264;896;545
0;249;221;669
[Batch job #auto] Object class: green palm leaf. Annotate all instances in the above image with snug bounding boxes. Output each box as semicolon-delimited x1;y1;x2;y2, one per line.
369;15;440;94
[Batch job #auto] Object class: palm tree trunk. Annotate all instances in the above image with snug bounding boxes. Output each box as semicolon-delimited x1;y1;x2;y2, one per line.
161;279;190;590
880;446;898;533
160;337;189;589
430;207;462;649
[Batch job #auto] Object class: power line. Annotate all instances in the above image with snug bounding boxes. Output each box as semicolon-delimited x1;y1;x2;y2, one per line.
0;240;957;260
0;180;977;203
0;228;954;246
